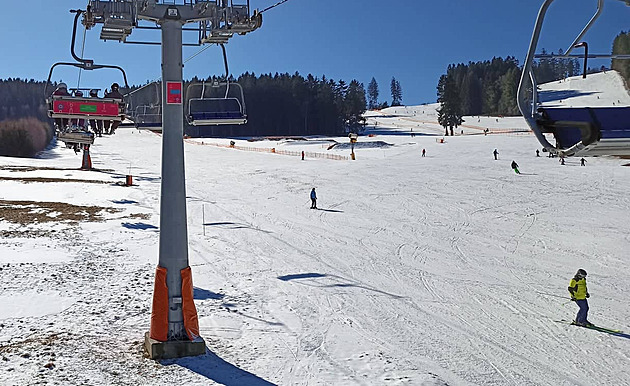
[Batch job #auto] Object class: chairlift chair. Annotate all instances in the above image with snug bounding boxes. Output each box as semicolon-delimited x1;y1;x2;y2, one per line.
45;9;129;147
186;43;247;126
517;0;630;157
127;81;163;131
135;104;163;131
186;81;247;126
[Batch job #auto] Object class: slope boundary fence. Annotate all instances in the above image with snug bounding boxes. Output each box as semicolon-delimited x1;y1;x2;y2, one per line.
184;139;350;161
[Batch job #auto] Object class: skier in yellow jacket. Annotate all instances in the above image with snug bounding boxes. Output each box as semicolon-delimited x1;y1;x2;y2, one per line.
568;269;591;326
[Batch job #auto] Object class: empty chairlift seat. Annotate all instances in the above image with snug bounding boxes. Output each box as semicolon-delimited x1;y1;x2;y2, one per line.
538;106;630;154
188;98;247;126
134;105;162;131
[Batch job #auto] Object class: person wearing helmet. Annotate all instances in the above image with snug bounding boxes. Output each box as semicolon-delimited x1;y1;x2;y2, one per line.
53;82;69;96
52;83;70;130
88;90;103;137
104;83;124;134
106;83;123;99
568;269;591;327
71;90;87;129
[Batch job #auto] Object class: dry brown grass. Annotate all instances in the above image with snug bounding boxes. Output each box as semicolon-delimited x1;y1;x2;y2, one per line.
0;200;122;225
0;176;109;184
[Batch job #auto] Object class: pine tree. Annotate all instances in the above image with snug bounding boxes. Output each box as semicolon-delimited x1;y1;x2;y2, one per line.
390;77;402;106
344;80;367;132
367;77;379;110
437;74;463;136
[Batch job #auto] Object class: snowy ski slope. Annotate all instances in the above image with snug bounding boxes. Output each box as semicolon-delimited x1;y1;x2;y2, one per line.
0;72;629;385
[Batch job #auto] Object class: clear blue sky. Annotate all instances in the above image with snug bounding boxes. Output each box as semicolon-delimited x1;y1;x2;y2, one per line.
1;0;629;104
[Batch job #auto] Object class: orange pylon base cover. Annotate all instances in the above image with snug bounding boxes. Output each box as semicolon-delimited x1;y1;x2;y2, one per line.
181;267;200;340
149;266;169;342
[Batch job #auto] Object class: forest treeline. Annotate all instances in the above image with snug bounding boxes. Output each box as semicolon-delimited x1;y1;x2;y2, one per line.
437;54;581;118
612;31;630;83
0;79;50;122
229;72;367;136
3;34;630;147
0;79;54;156
0;73;368;139
435;53;584;135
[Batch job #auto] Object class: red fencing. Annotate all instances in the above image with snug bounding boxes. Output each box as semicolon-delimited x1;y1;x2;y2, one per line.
184;140;349;161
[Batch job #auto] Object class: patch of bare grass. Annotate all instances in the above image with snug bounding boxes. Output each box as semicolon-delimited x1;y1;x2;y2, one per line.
0;200;121;225
0;176;109;184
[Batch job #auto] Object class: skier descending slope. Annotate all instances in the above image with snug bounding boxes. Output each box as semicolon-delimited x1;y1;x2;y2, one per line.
310;188;317;209
568;269;592;327
511;160;520;174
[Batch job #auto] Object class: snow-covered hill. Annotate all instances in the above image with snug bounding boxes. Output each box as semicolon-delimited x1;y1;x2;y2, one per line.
538;70;630;108
1;82;630;385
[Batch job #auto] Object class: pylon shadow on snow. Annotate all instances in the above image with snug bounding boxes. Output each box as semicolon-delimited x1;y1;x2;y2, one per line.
193;287;224;300
204;221;272;233
121;222;158;230
111;199;139;204
278;272;405;299
164;349;277;386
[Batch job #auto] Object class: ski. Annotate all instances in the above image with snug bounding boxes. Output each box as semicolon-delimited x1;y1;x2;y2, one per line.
576;324;623;334
555;319;623;334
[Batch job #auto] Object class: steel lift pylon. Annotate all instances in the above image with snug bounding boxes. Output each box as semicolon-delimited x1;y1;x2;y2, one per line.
82;0;262;359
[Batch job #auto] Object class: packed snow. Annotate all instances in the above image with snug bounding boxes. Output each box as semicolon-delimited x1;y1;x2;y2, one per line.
1;72;630;386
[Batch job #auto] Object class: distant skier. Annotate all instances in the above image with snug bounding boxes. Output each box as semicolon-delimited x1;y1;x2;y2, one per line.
511;160;520;174
568;269;592;327
310;188;317;209
536;149;540;157
422;148;426;157
580;158;586;166
560;157;565;165
493;149;499;160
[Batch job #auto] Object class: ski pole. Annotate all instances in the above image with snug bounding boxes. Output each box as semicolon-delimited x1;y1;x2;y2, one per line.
535;291;572;300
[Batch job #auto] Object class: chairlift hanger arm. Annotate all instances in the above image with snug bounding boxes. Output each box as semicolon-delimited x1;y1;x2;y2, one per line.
564;0;604;56
44;62;129;95
70;9;92;66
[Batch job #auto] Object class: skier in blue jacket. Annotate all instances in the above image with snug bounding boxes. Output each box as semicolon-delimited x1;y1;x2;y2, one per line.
310;188;317;209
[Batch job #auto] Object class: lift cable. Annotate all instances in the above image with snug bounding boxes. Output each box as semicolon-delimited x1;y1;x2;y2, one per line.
260;0;294;14
76;24;88;89
184;44;212;64
184;0;294;63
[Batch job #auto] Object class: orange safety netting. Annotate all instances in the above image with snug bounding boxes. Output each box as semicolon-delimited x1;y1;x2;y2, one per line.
181;267;200;340
149;266;169;342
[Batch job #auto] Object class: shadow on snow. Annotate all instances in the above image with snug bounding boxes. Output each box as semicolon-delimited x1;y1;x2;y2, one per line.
122;222;158;230
193;287;225;301
278;272;405;299
204;221;272;233
163;349;277;386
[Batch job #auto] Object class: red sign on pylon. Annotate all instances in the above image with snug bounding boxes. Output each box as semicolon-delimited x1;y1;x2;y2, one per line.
166;81;182;104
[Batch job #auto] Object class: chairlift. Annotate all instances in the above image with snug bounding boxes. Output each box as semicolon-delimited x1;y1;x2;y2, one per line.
127;81;162;131
135;105;163;131
517;0;630;156
45;9;129;147
186;44;247;126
